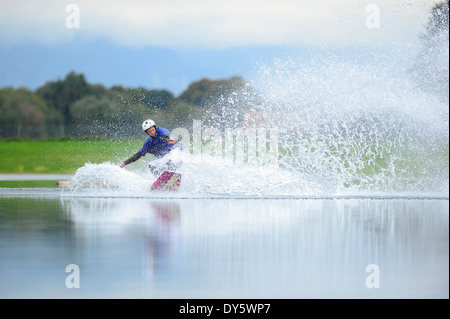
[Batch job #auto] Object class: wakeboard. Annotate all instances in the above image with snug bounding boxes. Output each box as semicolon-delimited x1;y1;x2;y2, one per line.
151;171;182;191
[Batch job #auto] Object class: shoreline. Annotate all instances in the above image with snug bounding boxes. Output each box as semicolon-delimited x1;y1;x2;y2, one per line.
0;174;73;181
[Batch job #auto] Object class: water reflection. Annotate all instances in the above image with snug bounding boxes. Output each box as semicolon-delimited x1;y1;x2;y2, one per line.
60;199;183;298
0;197;448;298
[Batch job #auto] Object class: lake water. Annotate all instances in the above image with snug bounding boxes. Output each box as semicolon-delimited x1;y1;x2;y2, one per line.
0;189;448;299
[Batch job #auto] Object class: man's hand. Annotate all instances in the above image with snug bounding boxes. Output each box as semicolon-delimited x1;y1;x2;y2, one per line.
167;139;177;144
119;162;126;168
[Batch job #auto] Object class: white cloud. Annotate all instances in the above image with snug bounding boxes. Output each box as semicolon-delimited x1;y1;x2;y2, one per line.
0;0;442;49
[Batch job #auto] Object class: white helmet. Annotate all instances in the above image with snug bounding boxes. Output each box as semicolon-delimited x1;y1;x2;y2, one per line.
142;119;156;131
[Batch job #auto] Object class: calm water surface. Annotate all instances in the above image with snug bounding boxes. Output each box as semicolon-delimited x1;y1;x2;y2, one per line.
0;195;448;298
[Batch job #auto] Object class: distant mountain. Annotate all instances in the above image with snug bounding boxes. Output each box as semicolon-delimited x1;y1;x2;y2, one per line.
0;39;286;95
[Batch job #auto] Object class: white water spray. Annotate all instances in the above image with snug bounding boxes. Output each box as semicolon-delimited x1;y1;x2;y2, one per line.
67;48;448;198
251;53;447;193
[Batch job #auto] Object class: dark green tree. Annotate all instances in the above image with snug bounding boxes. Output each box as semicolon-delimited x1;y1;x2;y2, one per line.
422;1;449;38
411;1;449;104
127;87;174;109
36;71;93;124
177;76;263;128
0;87;63;137
70;87;157;137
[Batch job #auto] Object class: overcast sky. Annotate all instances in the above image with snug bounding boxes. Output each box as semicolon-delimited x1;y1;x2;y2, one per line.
0;0;441;48
0;0;443;93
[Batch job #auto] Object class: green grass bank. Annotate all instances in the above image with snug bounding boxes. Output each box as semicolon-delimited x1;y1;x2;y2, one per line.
0;138;143;174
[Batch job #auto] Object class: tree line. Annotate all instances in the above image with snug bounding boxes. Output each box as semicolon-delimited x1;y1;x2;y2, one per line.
0;72;262;138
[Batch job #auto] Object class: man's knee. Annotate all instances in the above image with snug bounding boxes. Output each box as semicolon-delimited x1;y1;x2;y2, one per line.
166;160;176;171
166;159;182;171
149;164;160;176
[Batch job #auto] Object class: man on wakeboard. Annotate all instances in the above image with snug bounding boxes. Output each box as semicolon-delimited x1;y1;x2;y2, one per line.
119;119;184;176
